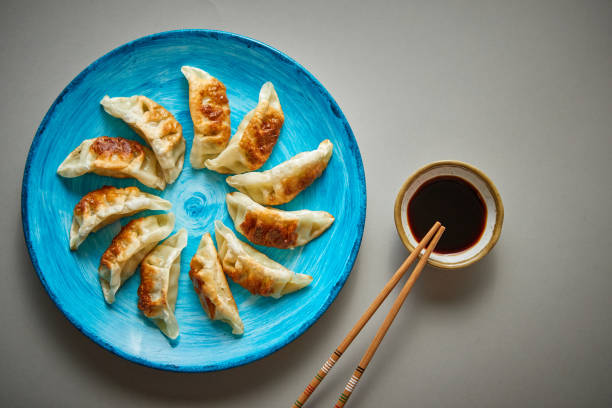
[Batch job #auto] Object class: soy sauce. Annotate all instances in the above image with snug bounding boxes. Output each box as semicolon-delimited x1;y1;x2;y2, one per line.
408;176;486;254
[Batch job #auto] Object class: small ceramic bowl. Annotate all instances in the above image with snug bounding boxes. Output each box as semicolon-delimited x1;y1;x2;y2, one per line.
394;160;504;269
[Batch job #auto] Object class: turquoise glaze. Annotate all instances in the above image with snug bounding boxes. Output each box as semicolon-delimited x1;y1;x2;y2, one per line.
21;30;366;372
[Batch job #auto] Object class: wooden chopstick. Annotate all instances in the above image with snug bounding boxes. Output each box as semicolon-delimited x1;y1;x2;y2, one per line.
291;222;442;408
333;225;445;407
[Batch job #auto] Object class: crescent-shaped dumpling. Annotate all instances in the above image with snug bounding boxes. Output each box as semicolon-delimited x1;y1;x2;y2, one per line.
226;192;334;249
138;228;187;339
226;139;333;205
181;66;231;168
99;213;174;304
189;232;244;335
205;82;284;174
57;136;166;190
100;95;185;184
214;220;312;298
69;186;171;250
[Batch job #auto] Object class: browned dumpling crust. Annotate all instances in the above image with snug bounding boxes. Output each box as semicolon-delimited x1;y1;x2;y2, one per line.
181;66;231;167
225;140;333;205
276;155;328;203
137;264;167;316
205;82;284;174
226;192;334;249
98;213;174;303
69;186;171;250
238;104;284;170
57;136;166;190
137;229;187;339
214;221;312;298
189;233;244;335
91;136;145;171
239;210;298;248
100;95;185;184
74;185;126;217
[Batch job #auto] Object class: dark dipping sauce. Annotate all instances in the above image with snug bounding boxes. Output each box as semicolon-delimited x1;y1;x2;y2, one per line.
408;176;486;254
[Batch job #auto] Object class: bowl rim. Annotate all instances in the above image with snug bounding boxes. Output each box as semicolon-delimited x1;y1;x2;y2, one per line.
393;160;504;269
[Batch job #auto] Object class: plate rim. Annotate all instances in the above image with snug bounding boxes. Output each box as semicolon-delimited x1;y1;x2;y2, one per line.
21;29;367;372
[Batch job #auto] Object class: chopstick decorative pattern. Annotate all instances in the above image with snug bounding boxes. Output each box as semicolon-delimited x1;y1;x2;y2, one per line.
334;368;362;407
294;349;342;407
291;222;442;408
344;367;364;395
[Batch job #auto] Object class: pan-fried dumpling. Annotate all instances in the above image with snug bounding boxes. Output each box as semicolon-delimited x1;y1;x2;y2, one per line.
226;192;334;249
99;213;175;304
57;136;166;190
69;186;171;250
100;95;185;184
181;66;231;168
226;139;333;205
137;228;187;339
205;82;284;174
189;233;244;335
214;221;312;298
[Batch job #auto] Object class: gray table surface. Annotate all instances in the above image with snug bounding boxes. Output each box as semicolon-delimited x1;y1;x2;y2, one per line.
2;0;611;406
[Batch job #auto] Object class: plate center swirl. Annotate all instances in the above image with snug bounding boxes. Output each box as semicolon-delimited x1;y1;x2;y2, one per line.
184;192;207;218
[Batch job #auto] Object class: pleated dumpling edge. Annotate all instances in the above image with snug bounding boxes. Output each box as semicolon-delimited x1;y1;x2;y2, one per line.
205;82;284;174
189;232;244;335
225;139;333;205
213;220;312;298
138;228;188;339
99;213;175;304
181;66;231;168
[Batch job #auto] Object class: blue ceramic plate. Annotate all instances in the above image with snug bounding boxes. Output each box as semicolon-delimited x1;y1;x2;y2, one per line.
21;30;366;372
